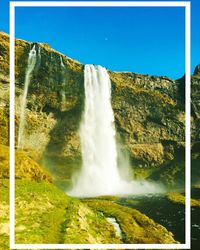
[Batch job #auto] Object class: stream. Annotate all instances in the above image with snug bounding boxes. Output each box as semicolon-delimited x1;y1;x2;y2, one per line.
106;217;123;239
117;192;200;249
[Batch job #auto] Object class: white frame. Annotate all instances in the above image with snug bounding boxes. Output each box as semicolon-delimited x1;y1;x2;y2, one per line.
9;1;191;249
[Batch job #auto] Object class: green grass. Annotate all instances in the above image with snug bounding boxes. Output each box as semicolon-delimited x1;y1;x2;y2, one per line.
167;192;200;207
83;199;178;244
0;178;122;247
0;179;9;250
14;179;75;244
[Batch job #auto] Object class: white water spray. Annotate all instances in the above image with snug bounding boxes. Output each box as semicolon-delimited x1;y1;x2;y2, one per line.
68;65;163;197
17;45;37;149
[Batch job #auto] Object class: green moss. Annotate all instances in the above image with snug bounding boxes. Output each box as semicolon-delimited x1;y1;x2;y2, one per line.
149;160;185;187
0;144;9;178
120;198;139;206
84;199;178;244
110;72;176;107
62;202;121;244
0;144;52;182
0;179;9;250
132;168;154;180
0;108;9;146
167;192;185;205
194;183;200;189
167;192;200;207
88;195;121;201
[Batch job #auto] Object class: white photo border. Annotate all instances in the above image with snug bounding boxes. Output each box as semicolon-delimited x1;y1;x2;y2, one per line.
10;1;191;249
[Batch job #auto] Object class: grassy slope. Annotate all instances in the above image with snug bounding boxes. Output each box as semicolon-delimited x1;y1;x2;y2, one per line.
0;179;9;250
0;179;122;249
0;145;121;246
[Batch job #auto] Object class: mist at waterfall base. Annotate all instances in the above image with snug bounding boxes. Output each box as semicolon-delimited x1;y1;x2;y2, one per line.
68;65;164;198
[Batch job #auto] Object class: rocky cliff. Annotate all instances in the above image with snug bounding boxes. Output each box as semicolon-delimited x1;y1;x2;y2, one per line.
191;66;200;184
0;31;199;188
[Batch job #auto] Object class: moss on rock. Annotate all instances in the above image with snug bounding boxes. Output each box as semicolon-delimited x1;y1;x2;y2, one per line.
84;199;178;244
0;144;52;182
167;192;200;207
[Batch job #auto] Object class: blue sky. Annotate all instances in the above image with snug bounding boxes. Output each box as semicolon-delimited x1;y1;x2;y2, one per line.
0;0;199;79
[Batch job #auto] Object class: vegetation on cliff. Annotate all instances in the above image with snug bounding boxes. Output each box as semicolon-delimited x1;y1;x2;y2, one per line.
1;180;121;248
0;144;52;182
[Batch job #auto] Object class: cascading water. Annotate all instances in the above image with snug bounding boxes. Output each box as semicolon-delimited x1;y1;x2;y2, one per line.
60;55;66;107
69;65;121;196
68;64;163;197
60;55;65;68
17;45;37;149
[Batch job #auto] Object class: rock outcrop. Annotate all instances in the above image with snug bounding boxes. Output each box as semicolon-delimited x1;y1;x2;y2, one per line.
0;144;52;182
194;64;200;76
0;31;199;187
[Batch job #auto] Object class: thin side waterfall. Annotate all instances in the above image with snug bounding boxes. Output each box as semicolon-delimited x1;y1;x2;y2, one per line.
60;55;66;107
60;55;65;67
68;64;162;197
17;45;37;149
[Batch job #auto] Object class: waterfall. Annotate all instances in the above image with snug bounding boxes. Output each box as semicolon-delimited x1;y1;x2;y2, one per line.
60;55;65;68
69;65;120;196
60;55;66;107
68;64;163;197
17;45;37;149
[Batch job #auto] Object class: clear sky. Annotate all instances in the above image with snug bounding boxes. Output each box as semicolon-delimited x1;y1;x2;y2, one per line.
0;0;199;79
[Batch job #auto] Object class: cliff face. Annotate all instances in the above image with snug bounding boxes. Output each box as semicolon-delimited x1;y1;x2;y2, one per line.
0;32;199;187
191;68;200;184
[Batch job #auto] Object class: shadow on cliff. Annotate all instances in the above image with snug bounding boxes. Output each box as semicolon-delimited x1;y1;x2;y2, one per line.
147;141;185;189
41;103;83;191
